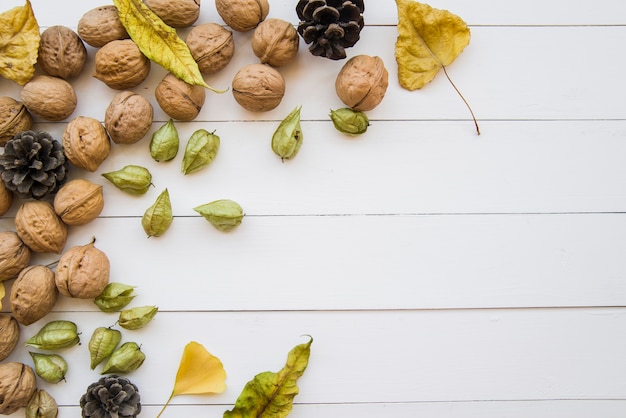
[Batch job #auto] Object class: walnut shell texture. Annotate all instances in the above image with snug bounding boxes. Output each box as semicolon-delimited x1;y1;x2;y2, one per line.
10;265;58;326
0;96;32;146
0;231;30;282
78;5;130;47
63;116;111;172
0;180;14;216
145;0;200;28
155;73;206;121
94;39;151;90
186;23;235;74
335;55;389;111
38;25;87;79
0;315;19;362
232;63;285;112
55;241;110;299
0;362;37;415
54;178;104;226
216;0;269;32
20;75;77;121
105;91;154;144
15;201;68;254
252;18;299;67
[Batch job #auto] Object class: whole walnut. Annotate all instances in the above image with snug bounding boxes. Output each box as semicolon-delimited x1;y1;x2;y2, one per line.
252;18;299;67
10;265;58;326
186;23;235;74
155;73;206;121
0;179;13;216
105;91;154;144
20;75;77;121
55;240;110;299
0;96;32;146
0;363;37;415
232;64;285;112
54;178;104;226
38;25;87;79
145;0;200;28
0;315;19;362
78;5;130;47
216;0;269;32
335;55;389;111
63;116;111;172
94;39;151;90
0;231;31;282
15;200;68;254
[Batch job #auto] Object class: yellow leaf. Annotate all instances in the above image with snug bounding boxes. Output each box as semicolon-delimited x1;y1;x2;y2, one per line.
112;0;226;93
395;0;470;90
0;282;5;310
0;0;40;85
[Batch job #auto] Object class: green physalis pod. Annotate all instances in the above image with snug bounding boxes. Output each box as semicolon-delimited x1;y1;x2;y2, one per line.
101;342;145;374
88;327;122;369
330;107;370;135
102;165;153;195
118;305;158;330
26;320;80;350
272;105;303;161
150;119;180;162
142;189;173;237
94;282;137;312
26;389;58;418
181;129;220;175
29;352;68;383
194;199;244;232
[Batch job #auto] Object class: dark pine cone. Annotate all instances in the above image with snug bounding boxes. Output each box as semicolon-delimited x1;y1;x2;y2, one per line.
80;375;142;418
0;130;69;199
296;0;365;60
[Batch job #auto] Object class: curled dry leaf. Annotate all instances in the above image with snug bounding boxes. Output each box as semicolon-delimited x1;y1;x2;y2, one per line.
0;0;40;85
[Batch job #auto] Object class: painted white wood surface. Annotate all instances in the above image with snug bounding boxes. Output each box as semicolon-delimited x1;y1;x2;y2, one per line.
1;0;625;417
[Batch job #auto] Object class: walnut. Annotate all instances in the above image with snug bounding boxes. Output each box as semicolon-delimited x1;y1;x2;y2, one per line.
63;116;111;172
53;178;104;226
0;231;31;282
0;315;19;362
155;73;206;121
78;5;130;47
55;240;110;299
0;96;32;146
215;0;269;32
252;18;299;67
94;39;151;90
335;55;389;111
0;180;12;216
38;25;87;79
232;63;285;112
15;201;68;254
145;0;200;28
186;23;235;74
20;75;77;121
10;265;58;326
0;363;37;415
105;91;153;144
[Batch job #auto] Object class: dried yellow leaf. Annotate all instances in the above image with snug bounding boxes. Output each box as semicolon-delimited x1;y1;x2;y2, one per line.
0;0;40;85
395;0;470;90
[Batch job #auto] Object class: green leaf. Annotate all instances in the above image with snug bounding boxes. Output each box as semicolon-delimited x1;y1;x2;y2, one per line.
224;336;313;418
112;0;226;93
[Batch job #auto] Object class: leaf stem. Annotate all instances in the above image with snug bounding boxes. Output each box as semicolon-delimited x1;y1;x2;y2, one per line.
442;65;480;135
155;392;174;418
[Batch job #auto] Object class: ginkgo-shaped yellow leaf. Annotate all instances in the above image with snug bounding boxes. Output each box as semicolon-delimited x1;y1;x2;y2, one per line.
156;341;226;418
0;0;40;85
395;0;470;90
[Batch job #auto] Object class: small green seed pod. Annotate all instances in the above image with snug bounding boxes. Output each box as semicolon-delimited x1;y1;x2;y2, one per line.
25;320;80;350
272;105;303;161
29;352;67;383
330;107;370;135
194;199;244;232
118;305;158;330
88;327;122;369
150;119;179;162
181;129;220;175
142;189;173;238
101;342;146;374
94;282;137;312
25;389;58;418
102;165;153;196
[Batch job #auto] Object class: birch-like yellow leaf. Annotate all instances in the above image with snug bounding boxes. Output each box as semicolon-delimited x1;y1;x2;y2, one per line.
395;0;470;90
0;0;40;85
112;0;226;93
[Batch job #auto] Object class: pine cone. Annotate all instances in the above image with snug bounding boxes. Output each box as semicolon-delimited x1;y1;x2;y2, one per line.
296;0;365;60
0;130;69;200
80;375;141;418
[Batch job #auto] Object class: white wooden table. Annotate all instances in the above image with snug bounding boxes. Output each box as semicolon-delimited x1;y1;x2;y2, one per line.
2;0;626;416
